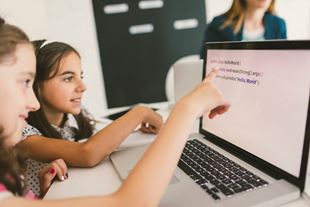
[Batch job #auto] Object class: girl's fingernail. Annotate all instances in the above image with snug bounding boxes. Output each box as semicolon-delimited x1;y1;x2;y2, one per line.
60;176;65;181
49;168;55;174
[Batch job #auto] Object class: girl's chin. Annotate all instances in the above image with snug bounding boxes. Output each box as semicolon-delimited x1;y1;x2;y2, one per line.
1;124;23;147
70;108;82;115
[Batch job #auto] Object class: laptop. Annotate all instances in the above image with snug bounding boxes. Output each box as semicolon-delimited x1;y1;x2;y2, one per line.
110;40;310;207
173;59;203;102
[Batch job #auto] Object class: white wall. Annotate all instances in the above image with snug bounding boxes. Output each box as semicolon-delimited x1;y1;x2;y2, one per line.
276;0;310;39
1;0;310;116
0;0;48;39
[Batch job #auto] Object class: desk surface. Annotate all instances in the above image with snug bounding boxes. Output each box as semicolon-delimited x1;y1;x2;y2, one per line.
44;159;309;207
44;107;310;206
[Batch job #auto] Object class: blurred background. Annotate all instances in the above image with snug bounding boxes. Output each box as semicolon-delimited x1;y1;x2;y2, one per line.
1;0;309;115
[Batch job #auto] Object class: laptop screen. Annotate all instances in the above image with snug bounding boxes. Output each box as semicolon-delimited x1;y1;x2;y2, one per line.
201;41;310;181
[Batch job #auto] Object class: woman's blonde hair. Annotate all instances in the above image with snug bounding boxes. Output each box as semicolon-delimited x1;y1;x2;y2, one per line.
221;0;276;34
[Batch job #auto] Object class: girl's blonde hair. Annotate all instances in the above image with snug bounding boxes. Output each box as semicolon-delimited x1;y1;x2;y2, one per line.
0;17;29;196
221;0;276;34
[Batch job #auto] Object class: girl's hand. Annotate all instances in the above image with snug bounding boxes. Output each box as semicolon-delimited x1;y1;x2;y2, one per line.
179;68;230;119
132;106;163;134
38;158;68;197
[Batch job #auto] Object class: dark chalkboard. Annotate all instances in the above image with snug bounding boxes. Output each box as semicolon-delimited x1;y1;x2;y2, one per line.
93;0;206;107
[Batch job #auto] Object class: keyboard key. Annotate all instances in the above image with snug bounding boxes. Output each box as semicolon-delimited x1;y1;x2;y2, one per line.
212;194;221;200
211;187;219;193
178;160;195;176
196;179;208;185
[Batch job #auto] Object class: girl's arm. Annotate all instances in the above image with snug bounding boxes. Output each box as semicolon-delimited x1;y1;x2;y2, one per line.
2;69;229;207
16;106;163;167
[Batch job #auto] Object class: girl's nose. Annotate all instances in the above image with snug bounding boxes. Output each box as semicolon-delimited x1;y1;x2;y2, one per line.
76;79;87;93
27;89;40;112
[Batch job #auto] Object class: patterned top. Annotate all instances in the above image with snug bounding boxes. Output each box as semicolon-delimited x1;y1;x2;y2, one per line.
21;114;79;197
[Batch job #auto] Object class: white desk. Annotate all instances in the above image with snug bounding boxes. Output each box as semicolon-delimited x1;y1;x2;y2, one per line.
44;159;309;207
45;159;121;198
44;107;310;206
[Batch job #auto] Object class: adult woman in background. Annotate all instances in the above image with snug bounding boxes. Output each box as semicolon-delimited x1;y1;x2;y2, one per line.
200;0;286;57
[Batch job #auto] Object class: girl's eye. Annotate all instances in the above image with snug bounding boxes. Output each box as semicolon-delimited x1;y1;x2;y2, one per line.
64;76;73;82
23;79;31;88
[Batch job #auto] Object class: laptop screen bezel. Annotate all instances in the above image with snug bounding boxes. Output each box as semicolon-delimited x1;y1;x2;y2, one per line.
200;40;310;191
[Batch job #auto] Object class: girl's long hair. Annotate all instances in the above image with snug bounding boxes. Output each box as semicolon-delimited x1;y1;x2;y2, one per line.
0;17;29;195
0;148;26;195
27;40;94;141
221;0;276;34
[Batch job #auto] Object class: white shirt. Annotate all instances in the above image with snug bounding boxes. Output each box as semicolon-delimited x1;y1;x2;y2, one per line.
21;114;79;196
242;28;265;41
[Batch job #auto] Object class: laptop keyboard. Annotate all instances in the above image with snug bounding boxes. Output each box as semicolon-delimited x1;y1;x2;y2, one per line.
177;139;269;201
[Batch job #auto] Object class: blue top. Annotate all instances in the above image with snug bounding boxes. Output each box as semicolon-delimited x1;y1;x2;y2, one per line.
200;12;287;57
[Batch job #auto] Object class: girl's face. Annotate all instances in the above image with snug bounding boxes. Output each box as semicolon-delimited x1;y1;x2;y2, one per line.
246;0;272;10
0;43;40;147
39;52;86;116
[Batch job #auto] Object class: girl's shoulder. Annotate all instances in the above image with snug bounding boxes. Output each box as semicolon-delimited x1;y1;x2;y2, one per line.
22;124;42;140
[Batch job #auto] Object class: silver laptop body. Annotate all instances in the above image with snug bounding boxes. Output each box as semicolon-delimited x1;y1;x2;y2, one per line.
110;40;310;207
173;59;203;102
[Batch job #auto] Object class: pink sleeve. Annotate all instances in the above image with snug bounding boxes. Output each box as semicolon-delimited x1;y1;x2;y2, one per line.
24;190;37;200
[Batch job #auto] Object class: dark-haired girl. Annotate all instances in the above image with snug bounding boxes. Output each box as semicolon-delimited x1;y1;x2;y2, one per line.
18;40;164;196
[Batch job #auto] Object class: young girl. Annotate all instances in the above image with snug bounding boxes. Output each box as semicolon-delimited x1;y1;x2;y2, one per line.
0;18;68;199
17;40;163;196
0;17;229;206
